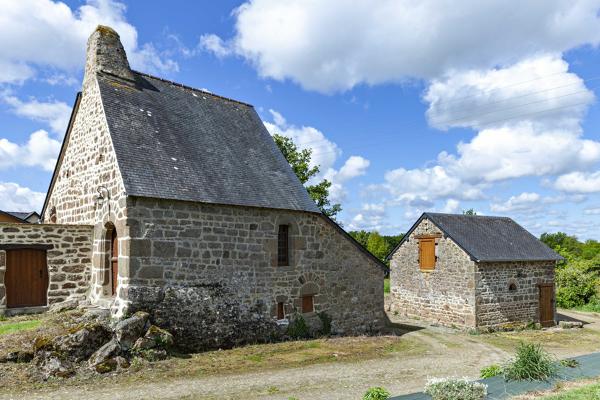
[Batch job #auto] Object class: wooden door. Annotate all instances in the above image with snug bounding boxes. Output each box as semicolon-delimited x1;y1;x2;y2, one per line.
111;229;118;296
539;284;555;327
5;249;48;308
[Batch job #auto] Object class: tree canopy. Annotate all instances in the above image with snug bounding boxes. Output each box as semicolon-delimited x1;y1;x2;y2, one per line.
348;230;404;263
273;134;342;219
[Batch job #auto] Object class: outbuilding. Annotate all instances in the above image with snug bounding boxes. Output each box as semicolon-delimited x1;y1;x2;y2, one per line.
387;212;563;329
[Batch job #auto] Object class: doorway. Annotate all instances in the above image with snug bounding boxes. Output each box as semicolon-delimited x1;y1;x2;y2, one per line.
539;283;555;327
5;249;49;308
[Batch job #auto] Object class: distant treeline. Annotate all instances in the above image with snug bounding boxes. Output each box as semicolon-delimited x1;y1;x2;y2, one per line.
348;230;404;262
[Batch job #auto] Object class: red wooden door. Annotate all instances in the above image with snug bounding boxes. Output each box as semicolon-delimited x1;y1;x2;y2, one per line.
111;229;118;296
539;284;555;327
5;249;48;308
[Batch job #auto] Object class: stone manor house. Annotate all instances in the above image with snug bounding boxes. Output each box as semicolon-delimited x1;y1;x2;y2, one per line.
388;213;562;329
0;26;387;338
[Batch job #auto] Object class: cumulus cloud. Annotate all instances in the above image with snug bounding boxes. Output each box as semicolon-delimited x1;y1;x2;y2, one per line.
203;0;600;92
554;171;600;193
348;202;388;231
263;110;370;203
441;199;460;214
199;34;232;59
0;130;61;171
1;93;71;134
490;192;541;213
0;182;45;212
0;0;177;84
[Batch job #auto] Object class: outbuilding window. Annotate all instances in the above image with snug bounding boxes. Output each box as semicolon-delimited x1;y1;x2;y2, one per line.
277;302;285;319
277;224;289;266
419;238;436;271
509;283;517;291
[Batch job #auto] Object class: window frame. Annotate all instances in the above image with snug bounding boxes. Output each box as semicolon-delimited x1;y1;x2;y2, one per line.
277;224;290;266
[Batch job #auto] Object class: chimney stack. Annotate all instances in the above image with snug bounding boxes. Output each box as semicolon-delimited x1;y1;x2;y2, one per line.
84;26;134;86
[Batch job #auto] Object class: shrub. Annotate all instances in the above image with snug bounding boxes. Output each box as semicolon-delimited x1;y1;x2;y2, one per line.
317;312;332;336
560;358;580;368
556;262;597;308
362;386;390;400
424;377;486;400
503;342;557;381
286;314;310;339
480;364;503;379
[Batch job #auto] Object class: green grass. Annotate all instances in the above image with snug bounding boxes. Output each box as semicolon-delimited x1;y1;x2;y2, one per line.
0;320;41;335
573;302;600;313
384;278;390;294
543;381;600;399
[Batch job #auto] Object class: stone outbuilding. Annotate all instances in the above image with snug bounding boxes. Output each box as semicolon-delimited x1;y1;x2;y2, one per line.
0;26;387;344
388;213;563;329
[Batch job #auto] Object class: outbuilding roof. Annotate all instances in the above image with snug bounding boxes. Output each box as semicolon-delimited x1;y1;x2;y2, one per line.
388;212;563;262
96;71;320;214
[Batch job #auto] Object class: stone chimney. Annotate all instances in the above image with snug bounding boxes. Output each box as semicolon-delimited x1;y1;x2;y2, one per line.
84;25;135;87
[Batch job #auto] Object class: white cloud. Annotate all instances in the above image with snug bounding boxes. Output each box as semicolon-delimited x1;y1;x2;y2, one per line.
425;55;594;131
348;202;388;231
554;171;600;193
0;130;61;171
584;207;600;215
204;0;600;92
0;182;45;212
441;199;460;214
1;93;71;134
199;34;232;59
490;192;541;213
0;0;177;84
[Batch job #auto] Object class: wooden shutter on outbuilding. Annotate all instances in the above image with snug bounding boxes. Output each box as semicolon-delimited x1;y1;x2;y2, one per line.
419;238;436;271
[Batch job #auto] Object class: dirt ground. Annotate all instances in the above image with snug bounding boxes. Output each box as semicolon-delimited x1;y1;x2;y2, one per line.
1;308;600;400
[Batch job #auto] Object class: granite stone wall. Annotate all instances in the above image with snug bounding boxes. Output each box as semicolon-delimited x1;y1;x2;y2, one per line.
475;261;555;328
389;218;477;327
0;223;93;312
119;197;386;335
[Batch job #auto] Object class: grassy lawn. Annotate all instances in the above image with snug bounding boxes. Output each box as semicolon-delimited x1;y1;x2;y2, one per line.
0;319;41;335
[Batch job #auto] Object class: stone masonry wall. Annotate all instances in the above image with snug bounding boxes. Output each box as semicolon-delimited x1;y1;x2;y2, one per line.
0;223;93;312
42;32;129;309
475;261;555;328
119;197;386;335
390;218;477;327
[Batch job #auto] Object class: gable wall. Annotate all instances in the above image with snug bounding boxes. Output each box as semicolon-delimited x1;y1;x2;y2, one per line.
389;218;477;327
117;197;385;341
475;261;555;328
42;75;129;307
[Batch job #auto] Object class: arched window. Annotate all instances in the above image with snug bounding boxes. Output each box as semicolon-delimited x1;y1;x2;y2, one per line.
509;282;517;292
105;224;119;296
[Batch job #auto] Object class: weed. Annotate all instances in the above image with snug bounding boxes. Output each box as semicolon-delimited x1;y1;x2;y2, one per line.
363;386;391;400
560;358;580;368
503;342;558;381
267;386;279;394
480;364;503;379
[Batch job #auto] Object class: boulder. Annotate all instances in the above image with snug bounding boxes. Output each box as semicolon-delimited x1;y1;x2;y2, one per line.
0;350;33;363
115;356;130;370
35;351;74;380
304;314;324;337
93;358;118;374
115;311;150;350
133;325;174;351
88;339;120;369
559;320;584;329
51;322;112;362
49;299;79;313
137;348;168;362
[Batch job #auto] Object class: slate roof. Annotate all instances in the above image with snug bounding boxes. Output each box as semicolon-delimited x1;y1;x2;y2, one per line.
0;211;39;223
388;212;563;262
96;71;320;213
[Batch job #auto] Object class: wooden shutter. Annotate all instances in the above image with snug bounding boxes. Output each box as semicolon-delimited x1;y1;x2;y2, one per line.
302;295;314;313
419;239;436;271
277;225;289;266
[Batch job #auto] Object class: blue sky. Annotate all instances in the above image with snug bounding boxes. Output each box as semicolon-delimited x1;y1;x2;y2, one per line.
2;1;600;238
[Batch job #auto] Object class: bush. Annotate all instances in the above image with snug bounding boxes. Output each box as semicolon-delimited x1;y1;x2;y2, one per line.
480;364;503;379
556;262;597;308
504;342;557;381
362;387;390;400
286;314;310;339
317;312;332;336
424;377;487;400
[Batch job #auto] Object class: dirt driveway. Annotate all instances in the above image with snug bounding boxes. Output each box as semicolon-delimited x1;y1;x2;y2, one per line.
2;309;600;400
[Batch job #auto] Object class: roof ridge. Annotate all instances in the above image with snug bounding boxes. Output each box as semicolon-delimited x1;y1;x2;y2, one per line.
130;70;254;108
425;212;512;219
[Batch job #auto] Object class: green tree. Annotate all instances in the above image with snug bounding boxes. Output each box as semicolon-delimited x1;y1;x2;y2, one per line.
367;231;390;261
349;230;371;248
273;134;342;218
462;208;477;216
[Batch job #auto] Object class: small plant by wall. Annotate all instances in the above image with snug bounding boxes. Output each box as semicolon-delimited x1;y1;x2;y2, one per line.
480;364;503;379
424;377;487;400
286;314;310;339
